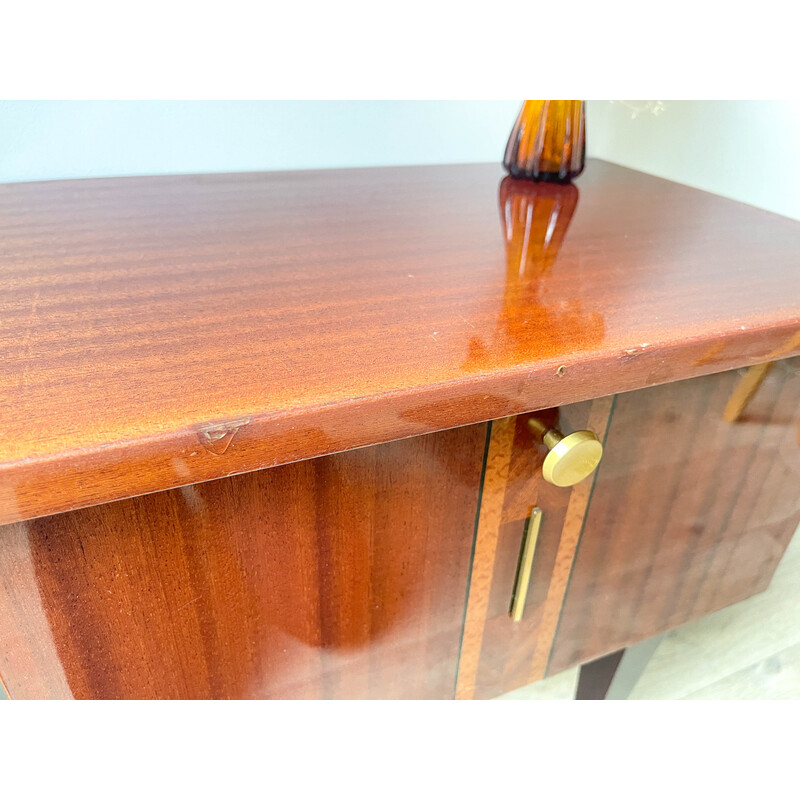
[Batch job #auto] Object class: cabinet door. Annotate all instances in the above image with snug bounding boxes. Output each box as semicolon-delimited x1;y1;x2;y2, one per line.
456;397;615;700
0;424;486;699
548;359;800;675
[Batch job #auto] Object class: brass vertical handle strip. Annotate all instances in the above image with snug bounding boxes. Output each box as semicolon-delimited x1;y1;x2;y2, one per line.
510;507;543;622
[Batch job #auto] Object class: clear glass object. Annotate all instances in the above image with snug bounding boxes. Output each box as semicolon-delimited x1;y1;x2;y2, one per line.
503;100;585;183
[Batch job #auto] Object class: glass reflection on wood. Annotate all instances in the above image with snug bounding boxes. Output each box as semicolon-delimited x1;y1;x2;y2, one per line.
462;178;605;372
500;176;579;279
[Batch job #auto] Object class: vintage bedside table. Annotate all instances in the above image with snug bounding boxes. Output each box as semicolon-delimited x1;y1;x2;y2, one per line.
1;161;798;699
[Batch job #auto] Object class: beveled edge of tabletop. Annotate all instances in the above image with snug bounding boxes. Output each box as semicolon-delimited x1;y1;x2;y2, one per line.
2;318;798;526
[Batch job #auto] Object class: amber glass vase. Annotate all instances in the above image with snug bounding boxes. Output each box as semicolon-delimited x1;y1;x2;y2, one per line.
503;101;585;183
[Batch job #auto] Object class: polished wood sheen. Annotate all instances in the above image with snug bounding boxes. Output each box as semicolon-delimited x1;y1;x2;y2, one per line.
455;416;516;699
457;396;614;700
2;162;800;524
548;358;800;675
524;396;614;684
0;424;486;699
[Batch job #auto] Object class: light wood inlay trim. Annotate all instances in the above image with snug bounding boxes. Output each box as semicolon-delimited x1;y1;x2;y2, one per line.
455;417;517;700
528;394;615;683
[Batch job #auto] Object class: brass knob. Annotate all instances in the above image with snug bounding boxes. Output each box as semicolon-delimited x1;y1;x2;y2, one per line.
527;417;603;487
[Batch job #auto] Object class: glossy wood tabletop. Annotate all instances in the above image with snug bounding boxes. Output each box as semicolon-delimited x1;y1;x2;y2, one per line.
2;161;800;523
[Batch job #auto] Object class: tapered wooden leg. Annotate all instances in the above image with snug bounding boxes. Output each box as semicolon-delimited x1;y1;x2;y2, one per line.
723;362;774;422
575;634;665;700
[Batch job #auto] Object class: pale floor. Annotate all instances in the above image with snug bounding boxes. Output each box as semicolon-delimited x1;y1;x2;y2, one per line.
498;523;800;700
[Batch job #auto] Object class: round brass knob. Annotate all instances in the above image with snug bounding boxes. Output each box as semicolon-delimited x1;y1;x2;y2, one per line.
527;418;603;487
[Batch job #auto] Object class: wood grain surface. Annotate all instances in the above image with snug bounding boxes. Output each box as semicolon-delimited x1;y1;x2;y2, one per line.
454;417;516;699
0;424;486;699
2;162;800;523
457;397;613;700
548;358;800;674
525;395;614;684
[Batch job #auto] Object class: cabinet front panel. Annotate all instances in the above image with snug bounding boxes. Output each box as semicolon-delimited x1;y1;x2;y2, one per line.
0;424;487;699
548;359;800;674
456;397;615;700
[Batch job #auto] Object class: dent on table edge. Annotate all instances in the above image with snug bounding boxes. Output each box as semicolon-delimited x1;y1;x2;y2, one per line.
1;321;799;527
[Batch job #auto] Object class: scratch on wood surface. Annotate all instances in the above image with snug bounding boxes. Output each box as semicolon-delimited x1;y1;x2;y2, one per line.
177;596;202;612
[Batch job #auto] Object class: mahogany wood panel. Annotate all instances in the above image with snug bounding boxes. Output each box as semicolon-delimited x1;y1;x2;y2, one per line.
548;358;800;675
456;396;614;700
524;395;615;685
0;424;487;699
2;162;800;524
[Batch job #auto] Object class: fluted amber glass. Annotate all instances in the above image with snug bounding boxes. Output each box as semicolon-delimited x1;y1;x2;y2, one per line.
503;100;585;182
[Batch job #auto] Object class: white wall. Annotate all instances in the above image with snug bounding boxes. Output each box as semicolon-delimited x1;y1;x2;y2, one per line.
0;100;519;183
2;101;798;222
586;100;800;221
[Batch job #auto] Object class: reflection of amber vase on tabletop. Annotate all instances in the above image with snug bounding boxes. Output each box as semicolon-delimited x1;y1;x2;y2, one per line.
497;176;603;356
462;177;603;374
503;101;585;183
499;176;579;278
